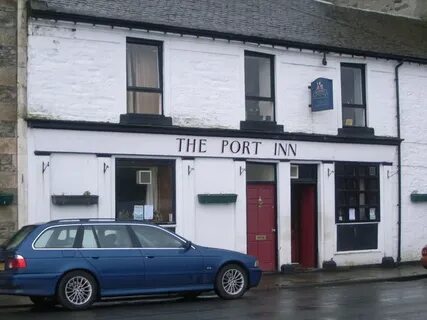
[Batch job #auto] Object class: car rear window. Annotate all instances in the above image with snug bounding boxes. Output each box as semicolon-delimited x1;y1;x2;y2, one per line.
3;225;37;251
34;226;78;249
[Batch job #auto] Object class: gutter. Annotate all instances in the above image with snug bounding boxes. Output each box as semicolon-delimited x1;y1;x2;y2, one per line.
28;7;427;65
395;62;404;263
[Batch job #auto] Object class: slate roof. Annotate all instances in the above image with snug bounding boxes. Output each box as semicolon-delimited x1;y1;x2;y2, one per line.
30;0;427;62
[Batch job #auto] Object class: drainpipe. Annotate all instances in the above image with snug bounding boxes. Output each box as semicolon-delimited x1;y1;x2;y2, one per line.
395;61;403;263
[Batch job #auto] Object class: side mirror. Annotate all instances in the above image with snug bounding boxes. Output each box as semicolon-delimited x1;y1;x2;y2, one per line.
183;240;192;251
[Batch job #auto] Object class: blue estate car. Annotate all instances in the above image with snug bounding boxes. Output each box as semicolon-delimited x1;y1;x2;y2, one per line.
0;219;262;310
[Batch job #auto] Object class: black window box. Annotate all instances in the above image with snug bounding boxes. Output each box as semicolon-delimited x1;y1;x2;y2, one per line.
338;127;375;137
240;120;284;132
52;195;99;206
120;114;172;126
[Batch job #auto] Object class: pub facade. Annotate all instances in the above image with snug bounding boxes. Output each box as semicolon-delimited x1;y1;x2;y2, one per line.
21;0;427;271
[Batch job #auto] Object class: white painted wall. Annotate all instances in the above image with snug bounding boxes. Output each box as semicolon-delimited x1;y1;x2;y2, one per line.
28;20;399;136
399;63;427;261
25;18;427;265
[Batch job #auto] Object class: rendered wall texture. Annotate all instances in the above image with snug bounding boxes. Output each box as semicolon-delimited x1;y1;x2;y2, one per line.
0;0;17;243
27;21;399;137
328;0;427;19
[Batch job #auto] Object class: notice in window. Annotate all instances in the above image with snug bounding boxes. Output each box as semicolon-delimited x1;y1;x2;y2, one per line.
369;208;376;220
133;205;144;220
349;208;356;221
144;205;154;220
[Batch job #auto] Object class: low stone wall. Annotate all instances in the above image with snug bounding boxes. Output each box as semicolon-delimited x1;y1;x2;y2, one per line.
0;0;17;243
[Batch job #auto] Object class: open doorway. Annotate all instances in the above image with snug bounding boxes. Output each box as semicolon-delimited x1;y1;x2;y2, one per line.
291;164;318;269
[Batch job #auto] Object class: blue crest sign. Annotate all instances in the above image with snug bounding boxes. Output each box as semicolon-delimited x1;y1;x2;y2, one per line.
311;78;333;111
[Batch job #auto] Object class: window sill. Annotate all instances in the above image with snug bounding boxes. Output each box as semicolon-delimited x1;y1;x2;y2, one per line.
334;249;381;255
120;114;172;126
338;126;375;137
240;120;284;132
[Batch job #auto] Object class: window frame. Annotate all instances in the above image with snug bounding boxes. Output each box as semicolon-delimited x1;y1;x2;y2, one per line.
340;63;367;128
126;38;164;115
115;158;176;226
335;162;381;224
244;51;276;122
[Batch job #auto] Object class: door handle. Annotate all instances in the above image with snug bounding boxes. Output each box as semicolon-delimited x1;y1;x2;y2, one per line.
91;256;100;260
145;256;155;259
272;228;277;233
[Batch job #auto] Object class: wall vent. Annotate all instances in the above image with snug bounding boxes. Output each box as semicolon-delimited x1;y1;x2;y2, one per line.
136;170;152;184
291;165;299;179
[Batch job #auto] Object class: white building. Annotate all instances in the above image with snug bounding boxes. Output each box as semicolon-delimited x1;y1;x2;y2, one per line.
20;0;427;271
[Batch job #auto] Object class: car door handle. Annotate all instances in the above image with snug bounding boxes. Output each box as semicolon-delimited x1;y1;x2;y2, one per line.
145;256;155;259
91;256;100;260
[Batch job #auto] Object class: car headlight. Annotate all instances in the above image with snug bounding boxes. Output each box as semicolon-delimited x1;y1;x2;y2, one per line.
254;260;259;268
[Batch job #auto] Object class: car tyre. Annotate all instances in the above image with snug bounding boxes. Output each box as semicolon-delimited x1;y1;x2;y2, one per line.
57;270;97;310
215;264;248;300
30;296;57;308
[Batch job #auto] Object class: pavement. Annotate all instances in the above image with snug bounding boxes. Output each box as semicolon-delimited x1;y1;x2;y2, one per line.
1;262;426;308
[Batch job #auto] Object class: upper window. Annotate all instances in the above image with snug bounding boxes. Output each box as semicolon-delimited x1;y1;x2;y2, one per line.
34;226;78;249
244;52;275;122
127;39;163;115
341;64;366;127
131;225;184;248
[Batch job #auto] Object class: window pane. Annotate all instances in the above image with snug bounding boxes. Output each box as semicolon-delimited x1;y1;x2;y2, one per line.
341;66;364;105
127;43;160;88
343;107;365;127
246;163;275;182
132;225;183;248
93;225;133;248
127;91;161;115
82;227;98;248
245;99;274;121
116;159;174;224
4;225;36;250
337;224;378;251
245;55;272;98
34;226;78;248
335;163;380;228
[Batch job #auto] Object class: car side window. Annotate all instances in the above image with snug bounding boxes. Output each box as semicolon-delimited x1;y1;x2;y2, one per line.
93;225;134;248
34;226;78;248
132;225;184;248
82;227;98;248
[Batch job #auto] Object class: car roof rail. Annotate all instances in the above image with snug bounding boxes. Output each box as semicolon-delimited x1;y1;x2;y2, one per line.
48;218;118;223
47;218;155;224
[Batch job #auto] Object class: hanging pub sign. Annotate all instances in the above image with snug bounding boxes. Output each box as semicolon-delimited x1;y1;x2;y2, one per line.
310;78;333;111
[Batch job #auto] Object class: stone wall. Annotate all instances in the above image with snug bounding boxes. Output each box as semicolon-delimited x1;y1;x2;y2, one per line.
327;0;427;19
0;0;17;243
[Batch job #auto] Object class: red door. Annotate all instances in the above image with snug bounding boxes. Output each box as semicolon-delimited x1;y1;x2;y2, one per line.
299;185;316;268
247;184;277;272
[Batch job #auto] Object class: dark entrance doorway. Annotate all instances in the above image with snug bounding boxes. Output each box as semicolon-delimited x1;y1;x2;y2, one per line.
246;163;277;272
291;164;318;269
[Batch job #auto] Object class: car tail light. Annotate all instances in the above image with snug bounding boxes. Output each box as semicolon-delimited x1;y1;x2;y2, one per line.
422;247;427;257
7;255;27;270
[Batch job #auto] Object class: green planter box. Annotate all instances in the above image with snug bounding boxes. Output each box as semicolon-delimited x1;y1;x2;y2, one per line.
198;194;238;204
0;193;13;206
410;193;427;202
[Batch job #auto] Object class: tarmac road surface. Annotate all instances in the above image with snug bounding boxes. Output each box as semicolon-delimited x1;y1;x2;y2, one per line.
1;278;427;319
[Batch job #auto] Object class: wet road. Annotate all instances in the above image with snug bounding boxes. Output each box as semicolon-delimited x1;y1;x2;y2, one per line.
1;278;427;320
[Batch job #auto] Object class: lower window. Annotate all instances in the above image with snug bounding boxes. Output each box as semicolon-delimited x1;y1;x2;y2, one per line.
115;159;175;224
337;223;378;251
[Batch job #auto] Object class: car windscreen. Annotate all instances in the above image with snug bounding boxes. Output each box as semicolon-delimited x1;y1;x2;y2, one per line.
2;225;37;251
